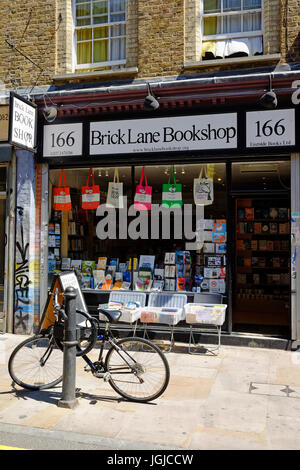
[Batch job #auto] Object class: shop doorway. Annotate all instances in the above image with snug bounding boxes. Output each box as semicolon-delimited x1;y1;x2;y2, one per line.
231;161;291;337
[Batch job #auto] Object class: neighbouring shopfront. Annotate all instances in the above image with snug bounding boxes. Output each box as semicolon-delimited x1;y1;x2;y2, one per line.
0;100;13;334
37;102;299;343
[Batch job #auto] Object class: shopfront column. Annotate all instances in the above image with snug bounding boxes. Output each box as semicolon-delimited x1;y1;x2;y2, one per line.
14;150;40;334
291;153;300;348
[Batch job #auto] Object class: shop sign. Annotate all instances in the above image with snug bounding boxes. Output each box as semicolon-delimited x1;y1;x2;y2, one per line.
90;113;238;155
9;92;37;152
0;105;9;141
43;123;83;157
246;109;295;148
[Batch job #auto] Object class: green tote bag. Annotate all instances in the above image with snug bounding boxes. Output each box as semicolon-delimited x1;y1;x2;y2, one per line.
162;166;183;208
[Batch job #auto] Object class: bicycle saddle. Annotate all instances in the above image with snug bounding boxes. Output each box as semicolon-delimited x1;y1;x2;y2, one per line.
98;308;122;323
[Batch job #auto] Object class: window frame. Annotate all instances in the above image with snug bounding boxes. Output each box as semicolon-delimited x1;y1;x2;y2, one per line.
201;0;264;54
73;0;127;70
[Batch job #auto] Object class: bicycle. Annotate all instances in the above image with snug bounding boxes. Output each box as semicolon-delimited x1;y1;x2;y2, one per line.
8;291;170;403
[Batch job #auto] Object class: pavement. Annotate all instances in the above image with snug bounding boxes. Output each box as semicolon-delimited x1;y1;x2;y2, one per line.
1;333;300;450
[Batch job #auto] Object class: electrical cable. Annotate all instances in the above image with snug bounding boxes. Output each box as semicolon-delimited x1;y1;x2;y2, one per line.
277;165;290;190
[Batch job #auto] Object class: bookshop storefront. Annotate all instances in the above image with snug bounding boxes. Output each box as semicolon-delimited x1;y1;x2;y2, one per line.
40;106;299;342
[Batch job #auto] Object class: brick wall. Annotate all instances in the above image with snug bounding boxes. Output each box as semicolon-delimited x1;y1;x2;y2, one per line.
137;0;184;77
282;0;300;62
0;0;297;88
56;0;73;75
0;0;57;89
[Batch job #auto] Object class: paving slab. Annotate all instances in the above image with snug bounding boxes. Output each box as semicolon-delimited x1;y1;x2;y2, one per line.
1;333;300;450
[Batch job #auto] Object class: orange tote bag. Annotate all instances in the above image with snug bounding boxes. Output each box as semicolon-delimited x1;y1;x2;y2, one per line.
53;169;72;211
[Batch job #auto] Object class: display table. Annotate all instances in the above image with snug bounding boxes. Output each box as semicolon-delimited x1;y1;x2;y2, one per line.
82;289;196;314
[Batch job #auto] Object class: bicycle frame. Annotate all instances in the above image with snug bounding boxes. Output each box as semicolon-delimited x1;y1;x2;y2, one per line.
76;322;141;378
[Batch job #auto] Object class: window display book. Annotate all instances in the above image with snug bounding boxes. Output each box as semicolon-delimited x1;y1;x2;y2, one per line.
61;258;71;270
82;260;96;274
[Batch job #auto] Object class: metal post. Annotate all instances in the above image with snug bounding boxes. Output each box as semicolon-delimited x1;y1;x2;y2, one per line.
58;286;79;409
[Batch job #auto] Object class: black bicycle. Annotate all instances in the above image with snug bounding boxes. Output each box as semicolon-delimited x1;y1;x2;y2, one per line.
8;295;170;403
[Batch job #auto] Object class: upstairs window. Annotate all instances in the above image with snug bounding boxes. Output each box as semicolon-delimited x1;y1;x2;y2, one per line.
74;0;126;69
202;0;263;60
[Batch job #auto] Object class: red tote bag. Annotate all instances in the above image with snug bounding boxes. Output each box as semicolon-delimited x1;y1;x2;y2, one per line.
82;168;100;210
53;169;72;211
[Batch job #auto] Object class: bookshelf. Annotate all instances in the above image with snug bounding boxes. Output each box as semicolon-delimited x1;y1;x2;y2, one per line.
48;212;61;273
234;198;290;329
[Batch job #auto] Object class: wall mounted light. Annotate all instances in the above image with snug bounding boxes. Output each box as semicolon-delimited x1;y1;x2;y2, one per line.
144;83;159;111
259;75;277;109
42;95;58;122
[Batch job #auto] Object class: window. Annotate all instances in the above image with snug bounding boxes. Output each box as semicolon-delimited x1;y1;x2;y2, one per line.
74;0;126;69
202;0;263;60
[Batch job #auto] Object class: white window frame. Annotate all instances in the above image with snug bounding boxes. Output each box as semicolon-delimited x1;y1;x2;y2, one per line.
73;0;127;70
201;0;264;56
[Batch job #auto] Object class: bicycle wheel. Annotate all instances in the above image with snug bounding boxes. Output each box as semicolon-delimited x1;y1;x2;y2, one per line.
105;337;170;402
8;334;63;391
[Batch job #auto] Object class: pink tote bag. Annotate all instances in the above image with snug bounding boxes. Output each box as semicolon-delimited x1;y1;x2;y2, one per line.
134;167;152;211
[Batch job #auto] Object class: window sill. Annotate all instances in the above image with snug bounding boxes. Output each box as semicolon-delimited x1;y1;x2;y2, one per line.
184;54;281;69
53;66;138;82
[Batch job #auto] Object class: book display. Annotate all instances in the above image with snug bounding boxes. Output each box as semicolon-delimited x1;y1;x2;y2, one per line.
234;198;290;328
48;213;61;273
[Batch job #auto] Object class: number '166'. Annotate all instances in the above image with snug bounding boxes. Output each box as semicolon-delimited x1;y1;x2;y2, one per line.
255;119;285;138
51;131;75;148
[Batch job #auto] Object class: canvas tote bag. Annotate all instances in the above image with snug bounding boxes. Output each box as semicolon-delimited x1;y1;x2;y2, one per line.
193;165;214;206
82;168;100;210
53;169;72;211
162;166;182;208
134;166;152;211
106;168;124;208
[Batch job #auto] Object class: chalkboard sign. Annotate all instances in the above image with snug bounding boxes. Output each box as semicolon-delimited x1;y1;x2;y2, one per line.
39;272;89;331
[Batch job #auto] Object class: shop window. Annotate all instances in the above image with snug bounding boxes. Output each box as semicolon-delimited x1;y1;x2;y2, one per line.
201;0;263;60
74;0;126;70
232;161;290;192
48;164;227;298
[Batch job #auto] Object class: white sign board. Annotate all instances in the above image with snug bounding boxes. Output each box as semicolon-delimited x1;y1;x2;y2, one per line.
246;109;295;148
43;123;83;157
90;113;238;155
9;93;37;151
58;271;88;318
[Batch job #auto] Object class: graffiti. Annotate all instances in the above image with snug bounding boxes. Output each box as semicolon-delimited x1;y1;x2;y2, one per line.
14;205;31;333
14;309;29;331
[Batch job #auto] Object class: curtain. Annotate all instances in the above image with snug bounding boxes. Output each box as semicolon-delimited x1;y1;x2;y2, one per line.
94;40;108;62
202;1;262;59
77;29;92;64
204;0;220;12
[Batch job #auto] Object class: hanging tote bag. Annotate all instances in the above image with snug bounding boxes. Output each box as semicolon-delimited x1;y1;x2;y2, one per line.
106;168;124;209
82;168;100;210
193;165;214;206
162;166;182;208
53;169;72;211
134;167;152;211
